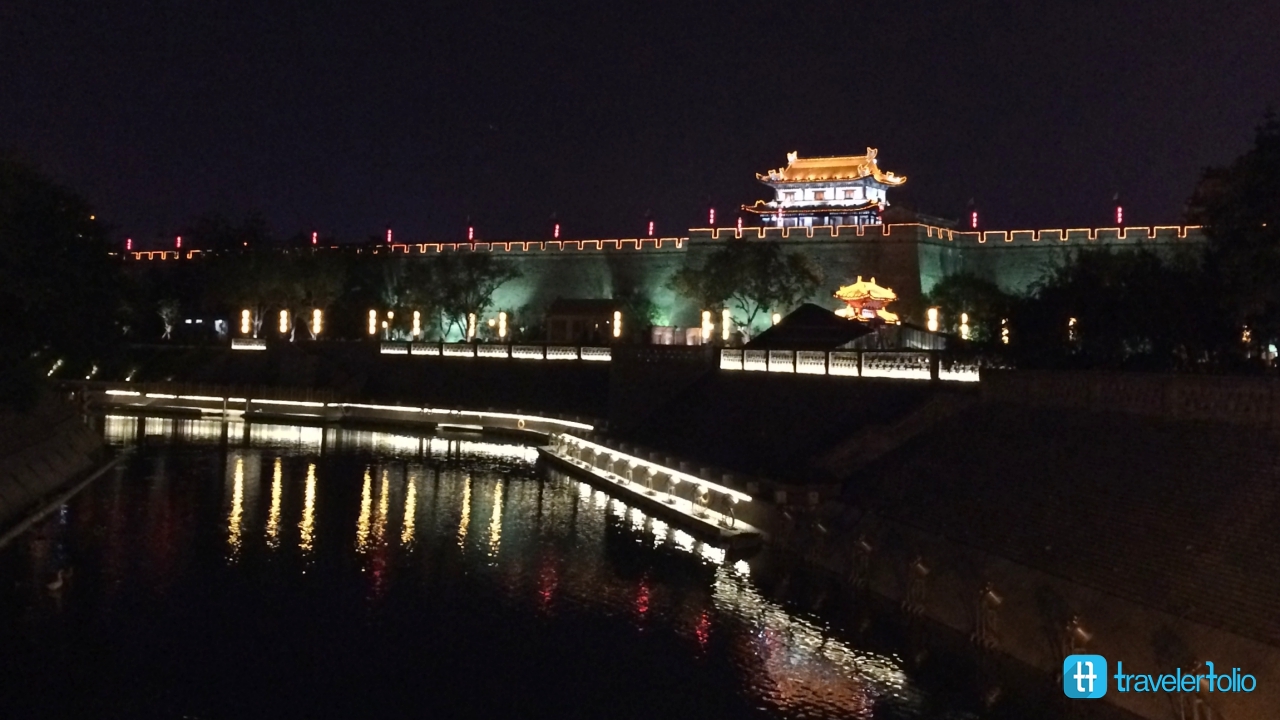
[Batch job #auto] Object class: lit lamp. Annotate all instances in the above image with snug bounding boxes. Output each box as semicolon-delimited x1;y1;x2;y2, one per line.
467;313;477;341
311;309;322;336
721;308;731;342
367;310;378;335
278;309;289;334
927;307;939;333
771;312;781;325
701;311;713;344
1001;318;1009;345
412;310;421;338
499;311;508;339
960;312;971;340
240;309;251;336
611;310;620;339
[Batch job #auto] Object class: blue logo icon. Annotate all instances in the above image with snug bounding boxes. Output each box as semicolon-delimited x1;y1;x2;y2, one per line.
1064;654;1108;698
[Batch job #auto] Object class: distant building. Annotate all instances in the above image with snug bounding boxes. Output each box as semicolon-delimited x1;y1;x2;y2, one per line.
122;147;1207;336
741;148;906;228
546;298;620;344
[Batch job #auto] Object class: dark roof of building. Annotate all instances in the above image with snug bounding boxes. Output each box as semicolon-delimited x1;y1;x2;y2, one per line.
745;303;876;350
546;298;620;316
844;402;1280;647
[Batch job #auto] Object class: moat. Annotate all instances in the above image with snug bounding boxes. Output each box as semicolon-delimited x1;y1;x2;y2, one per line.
0;416;1096;719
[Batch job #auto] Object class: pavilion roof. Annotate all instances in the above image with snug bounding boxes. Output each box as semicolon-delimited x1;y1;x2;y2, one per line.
833;276;898;304
758;148;906;186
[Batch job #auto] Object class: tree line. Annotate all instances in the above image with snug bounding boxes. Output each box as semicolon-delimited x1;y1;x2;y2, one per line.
925;113;1279;372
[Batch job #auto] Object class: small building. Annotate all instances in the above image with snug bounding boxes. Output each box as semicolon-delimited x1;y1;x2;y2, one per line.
833;276;900;323
745;303;875;350
545;298;620;344
741;148;907;228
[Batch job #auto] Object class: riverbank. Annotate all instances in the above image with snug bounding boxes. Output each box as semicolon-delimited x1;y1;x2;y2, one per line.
0;393;112;542
67;352;1280;719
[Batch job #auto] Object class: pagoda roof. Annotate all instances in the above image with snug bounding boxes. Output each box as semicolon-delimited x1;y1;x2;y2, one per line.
833;276;898;304
758;148;906;186
740;199;881;216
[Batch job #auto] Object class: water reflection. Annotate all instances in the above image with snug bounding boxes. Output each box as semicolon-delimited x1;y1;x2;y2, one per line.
300;462;316;555
266;457;282;549
374;468;389;544
488;480;503;558
228;456;244;560
457;475;471;548
59;415;963;720
356;468;372;552
401;470;417;547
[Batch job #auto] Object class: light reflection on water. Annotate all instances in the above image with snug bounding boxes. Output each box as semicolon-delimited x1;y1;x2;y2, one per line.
0;415;1006;719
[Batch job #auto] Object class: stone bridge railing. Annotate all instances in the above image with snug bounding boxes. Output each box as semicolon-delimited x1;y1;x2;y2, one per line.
719;348;984;382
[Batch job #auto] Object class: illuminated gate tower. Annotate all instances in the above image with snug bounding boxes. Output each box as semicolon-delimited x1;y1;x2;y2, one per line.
741;148;906;228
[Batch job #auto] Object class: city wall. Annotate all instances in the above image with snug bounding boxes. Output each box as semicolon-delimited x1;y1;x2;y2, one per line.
123;223;1208;332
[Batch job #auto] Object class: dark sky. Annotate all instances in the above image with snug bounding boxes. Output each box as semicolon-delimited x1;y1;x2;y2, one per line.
2;0;1277;244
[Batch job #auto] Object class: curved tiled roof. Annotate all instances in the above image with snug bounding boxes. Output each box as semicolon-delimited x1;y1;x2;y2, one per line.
759;148;906;186
834;276;898;303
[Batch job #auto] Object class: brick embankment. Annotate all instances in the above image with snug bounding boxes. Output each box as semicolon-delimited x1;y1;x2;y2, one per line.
790;398;1280;720
0;394;107;536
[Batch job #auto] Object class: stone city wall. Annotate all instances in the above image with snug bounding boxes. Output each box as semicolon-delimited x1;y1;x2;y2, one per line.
121;223;1208;333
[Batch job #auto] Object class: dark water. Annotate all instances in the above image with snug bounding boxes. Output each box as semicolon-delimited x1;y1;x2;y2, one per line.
0;416;1063;719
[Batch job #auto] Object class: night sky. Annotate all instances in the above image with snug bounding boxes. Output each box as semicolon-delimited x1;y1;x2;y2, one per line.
2;1;1277;244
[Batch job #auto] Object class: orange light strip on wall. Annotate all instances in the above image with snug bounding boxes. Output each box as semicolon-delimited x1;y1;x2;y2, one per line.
120;225;1203;260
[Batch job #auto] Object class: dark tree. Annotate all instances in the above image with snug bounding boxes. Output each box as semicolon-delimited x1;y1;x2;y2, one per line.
1010;248;1209;369
924;273;1014;342
669;240;823;339
1187;111;1280;352
0;157;124;405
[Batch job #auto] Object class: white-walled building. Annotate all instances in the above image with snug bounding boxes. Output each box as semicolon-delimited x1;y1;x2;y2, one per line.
741;148;906;228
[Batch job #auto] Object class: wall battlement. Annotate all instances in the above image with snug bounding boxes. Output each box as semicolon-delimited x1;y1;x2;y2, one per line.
116;222;1213;330
691;223;1207;246
117;224;1205;262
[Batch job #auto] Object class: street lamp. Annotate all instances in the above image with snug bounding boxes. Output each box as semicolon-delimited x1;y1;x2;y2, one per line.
240;309;252;336
367;310;378;336
311;309;322;336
